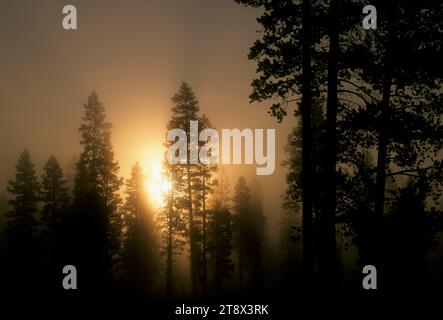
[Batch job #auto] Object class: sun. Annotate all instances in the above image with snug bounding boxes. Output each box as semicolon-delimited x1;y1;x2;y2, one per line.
145;162;171;208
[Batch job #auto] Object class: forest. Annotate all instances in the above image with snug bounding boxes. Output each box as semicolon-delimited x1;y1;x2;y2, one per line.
0;0;442;310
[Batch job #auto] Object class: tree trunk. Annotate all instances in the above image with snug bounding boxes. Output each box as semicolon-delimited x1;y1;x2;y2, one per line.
374;7;393;268
187;165;197;296
166;191;173;297
374;40;392;286
202;174;207;295
375;70;392;220
215;222;221;294
301;0;314;290
321;0;339;288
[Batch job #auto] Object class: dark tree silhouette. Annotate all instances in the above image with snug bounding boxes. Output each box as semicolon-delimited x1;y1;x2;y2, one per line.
233;176;265;294
166;82;217;296
337;1;443;290
120;162;158;296
68;91;123;292
41;155;70;243
167;82;201;296
235;0;328;288
278;208;301;293
157;161;187;297
193;114;217;294
40;155;70;290
207;201;234;295
4;149;40;291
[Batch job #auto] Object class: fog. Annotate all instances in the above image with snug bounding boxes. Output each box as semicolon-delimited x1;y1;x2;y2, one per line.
0;0;294;244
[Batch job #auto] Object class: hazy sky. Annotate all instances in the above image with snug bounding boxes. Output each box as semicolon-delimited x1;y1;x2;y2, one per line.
0;0;295;236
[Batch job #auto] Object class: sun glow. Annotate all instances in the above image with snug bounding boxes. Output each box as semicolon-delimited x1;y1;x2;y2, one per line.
145;162;171;208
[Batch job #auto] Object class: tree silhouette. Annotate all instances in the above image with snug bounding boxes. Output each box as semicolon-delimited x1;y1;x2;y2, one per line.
167;82;201;296
166;82;217;296
120;162;158;296
78;91;123;225
40;155;70;290
4;149;40;291
41;155;70;242
157;159;187;297
193;114;217;294
235;0;324;288
238;0;442;295
68;91;123;292
207;201;234;295
233;176;265;294
337;1;443;290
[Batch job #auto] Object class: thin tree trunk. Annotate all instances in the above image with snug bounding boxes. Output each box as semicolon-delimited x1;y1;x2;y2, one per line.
166;190;173;298
187;165;197;296
374;8;393;289
301;0;314;290
322;0;339;288
215;222;221;294
202;174;207;295
375;74;392;220
374;37;392;279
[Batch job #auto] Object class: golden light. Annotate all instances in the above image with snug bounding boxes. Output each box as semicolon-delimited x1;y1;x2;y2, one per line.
145;162;171;208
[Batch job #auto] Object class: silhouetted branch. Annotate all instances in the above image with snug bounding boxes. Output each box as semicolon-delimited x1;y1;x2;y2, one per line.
386;166;437;177
339;78;379;102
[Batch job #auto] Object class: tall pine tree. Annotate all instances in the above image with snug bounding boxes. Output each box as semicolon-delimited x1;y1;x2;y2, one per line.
69;91;123;291
233;176;265;294
40;155;70;289
41;155;69;243
166;82;217;296
120;162;158;295
207;201;234;295
5;149;40;291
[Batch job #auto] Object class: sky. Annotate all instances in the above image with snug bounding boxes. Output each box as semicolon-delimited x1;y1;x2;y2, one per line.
0;0;295;238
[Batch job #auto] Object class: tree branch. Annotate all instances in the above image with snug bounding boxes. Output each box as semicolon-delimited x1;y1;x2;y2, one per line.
386;166;437;177
339;78;379;102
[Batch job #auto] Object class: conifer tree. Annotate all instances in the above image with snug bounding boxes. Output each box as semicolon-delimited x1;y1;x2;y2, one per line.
157;158;187;297
233;176;265;293
77;91;123;215
120;162;158;295
166;82;217;296
69;91;123;290
40;155;70;289
41;155;69;242
5;149;40;244
207;202;234;295
5;149;40;290
194;114;217;294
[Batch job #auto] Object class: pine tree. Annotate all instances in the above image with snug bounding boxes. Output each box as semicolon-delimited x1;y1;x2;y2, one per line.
157;158;187;297
77;91;123;215
235;0;363;290
337;1;443;288
81;90;123;240
5;149;40;290
193;114;217;294
69;91;123;291
278;209;301;292
40;155;70;290
232;177;265;293
234;0;320;287
41;155;69;242
5;149;40;243
167;82;200;296
211;167;231;209
207;202;234;295
166;82;217;296
120;162;158;295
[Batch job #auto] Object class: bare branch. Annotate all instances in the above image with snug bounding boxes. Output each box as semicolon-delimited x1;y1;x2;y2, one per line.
386;166;437;177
